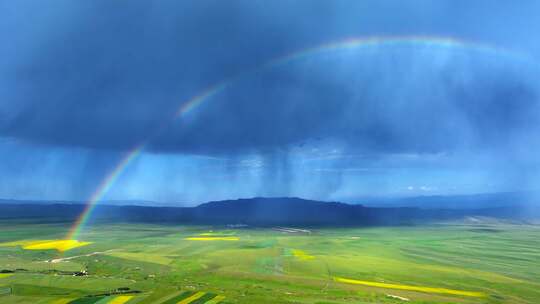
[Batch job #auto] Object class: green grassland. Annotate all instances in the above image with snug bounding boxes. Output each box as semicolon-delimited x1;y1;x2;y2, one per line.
0;220;539;303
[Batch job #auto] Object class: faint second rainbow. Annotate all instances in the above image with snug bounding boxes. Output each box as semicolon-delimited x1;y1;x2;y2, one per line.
66;36;529;240
175;82;230;118
172;36;530;121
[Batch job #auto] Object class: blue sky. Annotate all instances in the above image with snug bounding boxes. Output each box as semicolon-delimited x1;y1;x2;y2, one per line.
1;1;540;205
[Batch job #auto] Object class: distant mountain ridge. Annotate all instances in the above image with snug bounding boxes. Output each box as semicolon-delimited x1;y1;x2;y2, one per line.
3;191;537;210
350;191;539;209
0;199;170;207
0;196;535;226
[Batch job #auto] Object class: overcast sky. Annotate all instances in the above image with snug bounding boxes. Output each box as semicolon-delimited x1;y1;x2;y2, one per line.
1;0;540;204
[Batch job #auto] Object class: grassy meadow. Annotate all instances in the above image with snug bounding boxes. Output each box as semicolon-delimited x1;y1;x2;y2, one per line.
0;219;539;303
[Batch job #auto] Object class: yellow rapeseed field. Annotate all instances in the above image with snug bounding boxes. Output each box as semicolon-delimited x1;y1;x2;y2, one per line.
292;249;315;261
1;239;91;252
107;295;133;304
334;277;486;297
22;240;91;252
178;292;206;304
0;273;13;279
0;240;38;247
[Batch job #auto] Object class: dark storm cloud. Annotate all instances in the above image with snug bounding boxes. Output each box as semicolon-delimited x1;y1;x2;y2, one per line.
0;0;338;150
1;0;540;157
155;45;540;156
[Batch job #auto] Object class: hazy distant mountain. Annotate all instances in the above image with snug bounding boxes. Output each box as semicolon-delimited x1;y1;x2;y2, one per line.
0;199;173;207
3;191;535;210
0;197;533;226
349;191;539;209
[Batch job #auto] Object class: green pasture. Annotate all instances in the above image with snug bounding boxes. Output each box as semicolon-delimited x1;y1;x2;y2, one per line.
0;219;539;303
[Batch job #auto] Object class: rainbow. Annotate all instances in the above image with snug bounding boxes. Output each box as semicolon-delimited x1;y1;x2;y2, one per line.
264;36;530;68
174;82;231;118
66;145;144;240
65;36;530;240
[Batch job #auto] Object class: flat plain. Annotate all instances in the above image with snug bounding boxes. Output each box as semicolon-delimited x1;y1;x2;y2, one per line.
0;220;538;303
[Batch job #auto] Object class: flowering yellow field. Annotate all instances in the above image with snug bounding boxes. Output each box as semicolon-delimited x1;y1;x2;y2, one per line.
292;249;315;261
0;273;13;279
205;295;226;304
334;277;486;297
177;292;206;304
108;295;133;304
22;240;91;252
0;239;91;252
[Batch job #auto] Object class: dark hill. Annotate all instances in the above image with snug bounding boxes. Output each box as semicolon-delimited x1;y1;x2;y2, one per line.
0;197;528;226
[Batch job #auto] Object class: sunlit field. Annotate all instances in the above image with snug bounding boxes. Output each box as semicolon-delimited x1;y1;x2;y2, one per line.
0;220;538;303
1;240;92;252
